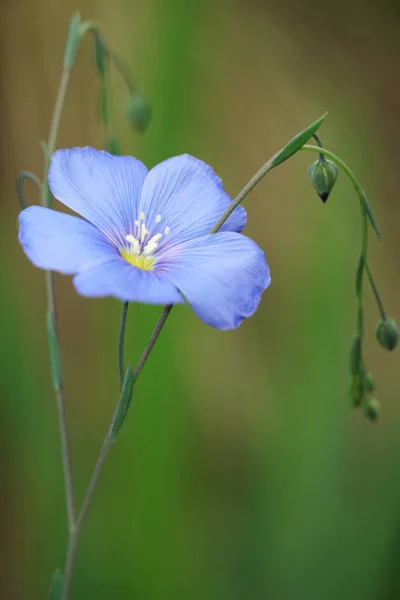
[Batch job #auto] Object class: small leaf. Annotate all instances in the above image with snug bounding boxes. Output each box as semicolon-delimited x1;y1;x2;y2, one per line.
46;312;61;391
110;366;135;441
355;255;364;296
63;12;82;69
93;30;108;78
271;113;328;168
49;569;64;600
349;335;361;376
361;192;380;240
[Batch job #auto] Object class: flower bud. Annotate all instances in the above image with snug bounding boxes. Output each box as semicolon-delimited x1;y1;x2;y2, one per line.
308;156;338;203
362;397;380;422
126;95;152;133
375;317;398;351
363;371;375;393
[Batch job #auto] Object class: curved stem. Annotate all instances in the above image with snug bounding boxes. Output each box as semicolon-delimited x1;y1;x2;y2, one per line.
16;171;41;210
302;144;369;340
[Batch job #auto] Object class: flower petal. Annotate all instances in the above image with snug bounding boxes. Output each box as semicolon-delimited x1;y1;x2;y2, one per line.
18;206;117;274
48;147;148;246
74;259;184;304
138;154;246;247
157;232;270;329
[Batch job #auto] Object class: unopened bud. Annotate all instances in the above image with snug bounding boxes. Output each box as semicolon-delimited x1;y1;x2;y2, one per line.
308;156;338;203
363;397;380;422
363;372;375;393
376;317;398;351
126;95;152;133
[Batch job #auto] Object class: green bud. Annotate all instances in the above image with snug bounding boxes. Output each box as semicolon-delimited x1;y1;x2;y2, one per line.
349;375;362;408
362;396;380;422
349;335;361;376
376;317;398;351
126;95;152;133
308;156;338;203
363;371;375;393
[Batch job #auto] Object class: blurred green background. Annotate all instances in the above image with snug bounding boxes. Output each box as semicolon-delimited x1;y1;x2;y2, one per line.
1;0;400;598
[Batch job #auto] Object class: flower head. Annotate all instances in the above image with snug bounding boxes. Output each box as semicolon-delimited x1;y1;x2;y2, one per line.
18;148;270;329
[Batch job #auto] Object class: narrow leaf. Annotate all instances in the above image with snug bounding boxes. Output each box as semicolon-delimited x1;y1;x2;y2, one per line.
355;255;364;296
110;366;135;441
362;192;380;240
49;569;64;600
63;12;82;69
46;312;61;391
93;30;108;78
40;141;52;208
16;171;41;210
271;113;328;168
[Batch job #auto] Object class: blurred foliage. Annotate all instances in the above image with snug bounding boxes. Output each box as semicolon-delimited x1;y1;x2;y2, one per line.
1;0;400;599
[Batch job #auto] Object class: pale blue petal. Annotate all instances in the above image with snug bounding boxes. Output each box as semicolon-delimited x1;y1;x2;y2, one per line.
48;147;148;247
18;206;117;274
156;232;270;329
74;259;183;304
138;155;246;248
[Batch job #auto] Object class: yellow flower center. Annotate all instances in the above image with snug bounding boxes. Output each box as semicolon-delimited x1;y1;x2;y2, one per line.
120;212;170;271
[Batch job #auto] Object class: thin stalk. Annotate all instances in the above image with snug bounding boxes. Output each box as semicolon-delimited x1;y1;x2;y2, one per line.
118;302;129;389
42;66;76;534
61;300;130;600
365;262;386;320
302;144;369;340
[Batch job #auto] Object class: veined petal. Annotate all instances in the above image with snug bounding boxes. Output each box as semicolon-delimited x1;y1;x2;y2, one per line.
18;206;117;274
138;154;246;247
48;147;148;246
74;259;184;304
157;232;270;330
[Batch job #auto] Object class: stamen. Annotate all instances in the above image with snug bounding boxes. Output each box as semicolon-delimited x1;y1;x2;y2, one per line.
156;214;161;223
164;226;170;234
139;212;145;220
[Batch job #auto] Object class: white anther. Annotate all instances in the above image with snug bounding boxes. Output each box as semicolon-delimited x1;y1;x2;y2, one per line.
139;212;145;220
156;214;161;223
140;225;149;243
125;234;141;255
164;226;170;234
142;233;163;256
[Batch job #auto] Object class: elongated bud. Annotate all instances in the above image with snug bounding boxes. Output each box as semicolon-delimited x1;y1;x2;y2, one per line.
349;335;361;376
363;397;380;422
308;156;338;203
126;95;152;133
376;317;398;351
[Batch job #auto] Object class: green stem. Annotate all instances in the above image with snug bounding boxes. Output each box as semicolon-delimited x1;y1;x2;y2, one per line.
365;262;387;320
41;65;76;538
61;300;130;600
312;133;324;161
302;144;369;339
118;302;129;390
16;171;41;210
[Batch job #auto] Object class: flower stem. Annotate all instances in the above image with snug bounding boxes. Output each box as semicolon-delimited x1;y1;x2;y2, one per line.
118;302;129;390
61;299;130;600
365;262;387;320
41;65;76;535
301;144;369;341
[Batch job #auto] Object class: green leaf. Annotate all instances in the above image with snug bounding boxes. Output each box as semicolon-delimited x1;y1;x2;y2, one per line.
355;255;364;296
271;113;328;168
361;192;380;240
63;12;82;69
98;84;111;125
46;312;61;391
93;30;108;78
49;569;64;600
110;366;135;441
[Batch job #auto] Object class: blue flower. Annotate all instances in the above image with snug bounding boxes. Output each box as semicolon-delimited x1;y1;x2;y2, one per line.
18;148;271;329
